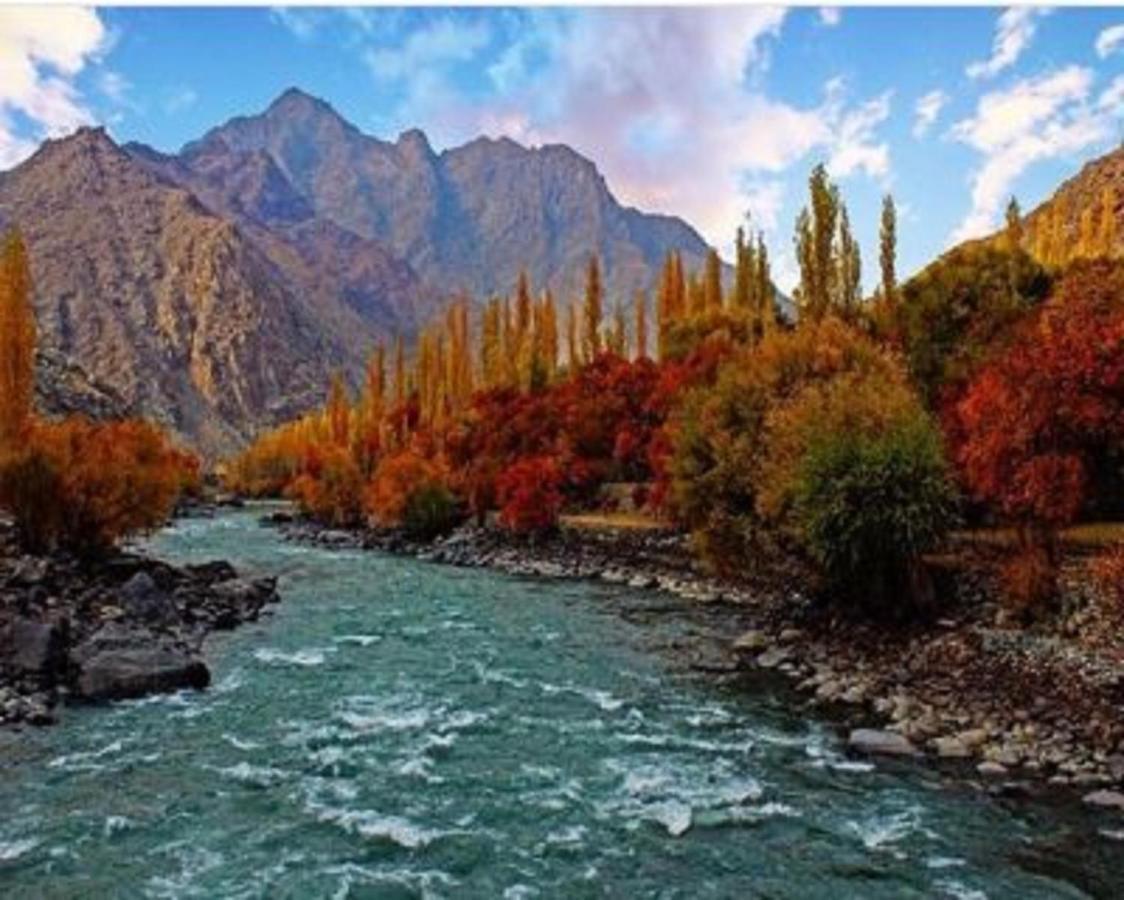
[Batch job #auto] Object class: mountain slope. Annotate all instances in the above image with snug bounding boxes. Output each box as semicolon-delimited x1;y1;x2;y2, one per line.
178;88;713;302
0;128;370;456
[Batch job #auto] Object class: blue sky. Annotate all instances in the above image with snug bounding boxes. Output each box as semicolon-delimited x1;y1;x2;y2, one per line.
1;6;1123;291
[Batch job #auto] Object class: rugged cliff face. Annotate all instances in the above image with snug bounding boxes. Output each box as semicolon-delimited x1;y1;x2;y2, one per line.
0;88;719;456
0;128;362;456
170;88;712;303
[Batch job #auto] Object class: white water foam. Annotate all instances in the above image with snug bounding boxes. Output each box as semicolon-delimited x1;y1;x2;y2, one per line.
253;647;332;667
333;634;381;647
0;838;38;861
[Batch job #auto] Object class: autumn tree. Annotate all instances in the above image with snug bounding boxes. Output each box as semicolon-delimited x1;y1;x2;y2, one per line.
953;259;1124;558
1005;197;1023;253
535;290;559;382
0;229;35;451
733;227;753;312
608;301;627;356
703;248;723;311
582;254;603;361
634;288;649;359
1098;187;1117;256
834;206;861;317
879;194;897;307
794;163;841;321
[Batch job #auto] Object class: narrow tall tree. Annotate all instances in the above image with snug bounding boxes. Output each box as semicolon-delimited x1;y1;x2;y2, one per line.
633;288;649;359
582;254;603;361
703;247;723;311
879;194;897;307
0;229;35;451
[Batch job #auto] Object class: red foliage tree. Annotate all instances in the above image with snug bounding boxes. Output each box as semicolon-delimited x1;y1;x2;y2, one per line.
495;456;564;533
952;260;1124;549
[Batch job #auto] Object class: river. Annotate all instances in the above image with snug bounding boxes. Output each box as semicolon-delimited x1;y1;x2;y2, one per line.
1;507;1121;898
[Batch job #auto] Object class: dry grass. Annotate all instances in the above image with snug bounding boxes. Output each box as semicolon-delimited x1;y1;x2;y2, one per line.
952;522;1124;551
560;511;669;533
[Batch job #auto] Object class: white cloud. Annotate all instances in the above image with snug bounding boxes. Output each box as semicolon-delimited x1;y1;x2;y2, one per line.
1096;24;1124;59
949;66;1114;243
913;89;948;139
392;10;891;250
966;7;1051;81
365;18;491;82
163;86;197;116
819;8;841;28
270;8;321;42
824;82;892;180
0;7;107;168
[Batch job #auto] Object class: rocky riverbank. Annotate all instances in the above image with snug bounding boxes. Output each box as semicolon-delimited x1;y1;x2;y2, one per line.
274;512;1124;814
0;516;280;728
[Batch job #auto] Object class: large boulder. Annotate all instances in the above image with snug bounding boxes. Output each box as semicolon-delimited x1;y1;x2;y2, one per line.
119;572;178;627
204;577;278;629
1;616;66;686
71;623;209;701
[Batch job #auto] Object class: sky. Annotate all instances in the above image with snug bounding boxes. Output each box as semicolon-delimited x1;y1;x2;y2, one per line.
1;6;1123;292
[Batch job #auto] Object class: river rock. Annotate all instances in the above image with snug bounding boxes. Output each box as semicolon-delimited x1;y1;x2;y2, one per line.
732;630;769;653
848;729;919;757
933;736;972;759
1;616;65;685
120;572;178;626
977;761;1009;777
1083;789;1124;811
71;623;210;701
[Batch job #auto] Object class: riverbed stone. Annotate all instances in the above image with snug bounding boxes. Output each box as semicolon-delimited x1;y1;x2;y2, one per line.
2;616;65;685
933;736;972;759
848;729;919;757
732;630;769;653
1083;789;1124;811
978;761;1009;777
120;572;178;626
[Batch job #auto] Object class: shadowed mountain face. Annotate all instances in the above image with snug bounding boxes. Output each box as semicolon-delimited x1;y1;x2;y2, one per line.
0;88;716;455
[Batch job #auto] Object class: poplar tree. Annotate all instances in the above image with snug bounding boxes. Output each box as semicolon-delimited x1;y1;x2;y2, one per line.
608;302;627;356
326;373;351;447
794;163;839;320
1078;207;1097;259
733;227;752;311
582;254;603;361
0;229;35;451
514;270;533;386
834;207;861;317
754;232;773;338
567;301;580;370
879;194;897;307
393;335;406;408
536;290;559;381
1005;197;1024;253
1099;187;1117;257
634;288;648;359
703;247;723;311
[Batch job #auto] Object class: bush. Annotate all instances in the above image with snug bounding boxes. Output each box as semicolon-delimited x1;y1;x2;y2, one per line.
1000;547;1058;622
402;482;460;541
495;457;564;534
670;317;908;571
286;445;364;527
1088;545;1124;615
364;450;450;529
790;411;957;612
0;418;193;555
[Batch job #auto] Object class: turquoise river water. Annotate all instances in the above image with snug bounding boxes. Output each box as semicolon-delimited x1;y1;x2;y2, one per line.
1;507;1123;898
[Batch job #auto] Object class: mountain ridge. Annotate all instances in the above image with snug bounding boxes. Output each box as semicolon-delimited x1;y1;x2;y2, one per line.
1;88;725;455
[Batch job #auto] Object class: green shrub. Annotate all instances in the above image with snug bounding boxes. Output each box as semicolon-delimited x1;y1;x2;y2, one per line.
402;482;461;541
792;414;957;612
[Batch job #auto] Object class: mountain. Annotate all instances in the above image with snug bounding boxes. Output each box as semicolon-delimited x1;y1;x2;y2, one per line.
0;128;387;455
0;88;720;455
1020;143;1124;259
168;88;712;302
